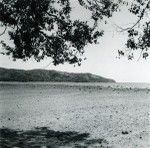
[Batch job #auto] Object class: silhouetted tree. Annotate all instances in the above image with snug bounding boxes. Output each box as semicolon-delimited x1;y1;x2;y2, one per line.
115;0;150;60
0;0;149;64
0;0;117;65
127;0;150;60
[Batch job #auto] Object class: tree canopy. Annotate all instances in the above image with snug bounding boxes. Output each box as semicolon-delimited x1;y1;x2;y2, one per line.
117;0;150;60
0;0;149;65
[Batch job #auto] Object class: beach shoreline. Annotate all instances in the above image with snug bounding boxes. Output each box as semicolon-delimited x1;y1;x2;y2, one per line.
0;82;150;147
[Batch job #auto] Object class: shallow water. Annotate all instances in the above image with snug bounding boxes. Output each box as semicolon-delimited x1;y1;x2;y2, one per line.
0;82;150;147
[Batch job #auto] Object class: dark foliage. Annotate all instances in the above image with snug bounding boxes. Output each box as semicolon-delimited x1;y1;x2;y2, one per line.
118;0;150;60
0;0;112;65
0;0;149;63
0;67;115;82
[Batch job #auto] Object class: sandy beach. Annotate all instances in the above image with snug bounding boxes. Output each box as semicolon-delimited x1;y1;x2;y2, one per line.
0;82;150;147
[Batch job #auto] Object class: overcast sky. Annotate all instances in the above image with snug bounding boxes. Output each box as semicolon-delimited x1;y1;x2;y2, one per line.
0;1;150;83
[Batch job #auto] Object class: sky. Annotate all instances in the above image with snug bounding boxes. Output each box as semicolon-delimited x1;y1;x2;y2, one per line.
0;1;150;83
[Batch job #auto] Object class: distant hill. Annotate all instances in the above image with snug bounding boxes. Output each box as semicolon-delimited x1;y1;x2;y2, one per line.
0;67;115;83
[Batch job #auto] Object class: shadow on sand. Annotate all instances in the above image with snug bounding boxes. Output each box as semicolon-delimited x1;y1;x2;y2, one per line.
0;127;109;148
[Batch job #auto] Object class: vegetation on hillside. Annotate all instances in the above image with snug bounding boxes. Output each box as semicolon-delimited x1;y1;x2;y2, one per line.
0;67;115;82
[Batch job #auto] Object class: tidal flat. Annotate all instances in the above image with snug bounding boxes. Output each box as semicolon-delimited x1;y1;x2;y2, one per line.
0;82;150;148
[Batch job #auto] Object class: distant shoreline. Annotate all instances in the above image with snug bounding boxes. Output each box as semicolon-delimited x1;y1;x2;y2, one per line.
0;67;115;83
0;81;149;90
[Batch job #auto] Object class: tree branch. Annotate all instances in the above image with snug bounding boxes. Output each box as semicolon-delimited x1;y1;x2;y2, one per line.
0;26;7;36
46;11;67;24
116;0;150;32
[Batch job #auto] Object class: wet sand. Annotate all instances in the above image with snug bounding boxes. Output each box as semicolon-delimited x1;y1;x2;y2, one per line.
0;83;150;147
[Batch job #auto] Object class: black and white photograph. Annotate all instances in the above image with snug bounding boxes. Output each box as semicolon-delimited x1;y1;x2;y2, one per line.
0;0;150;147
